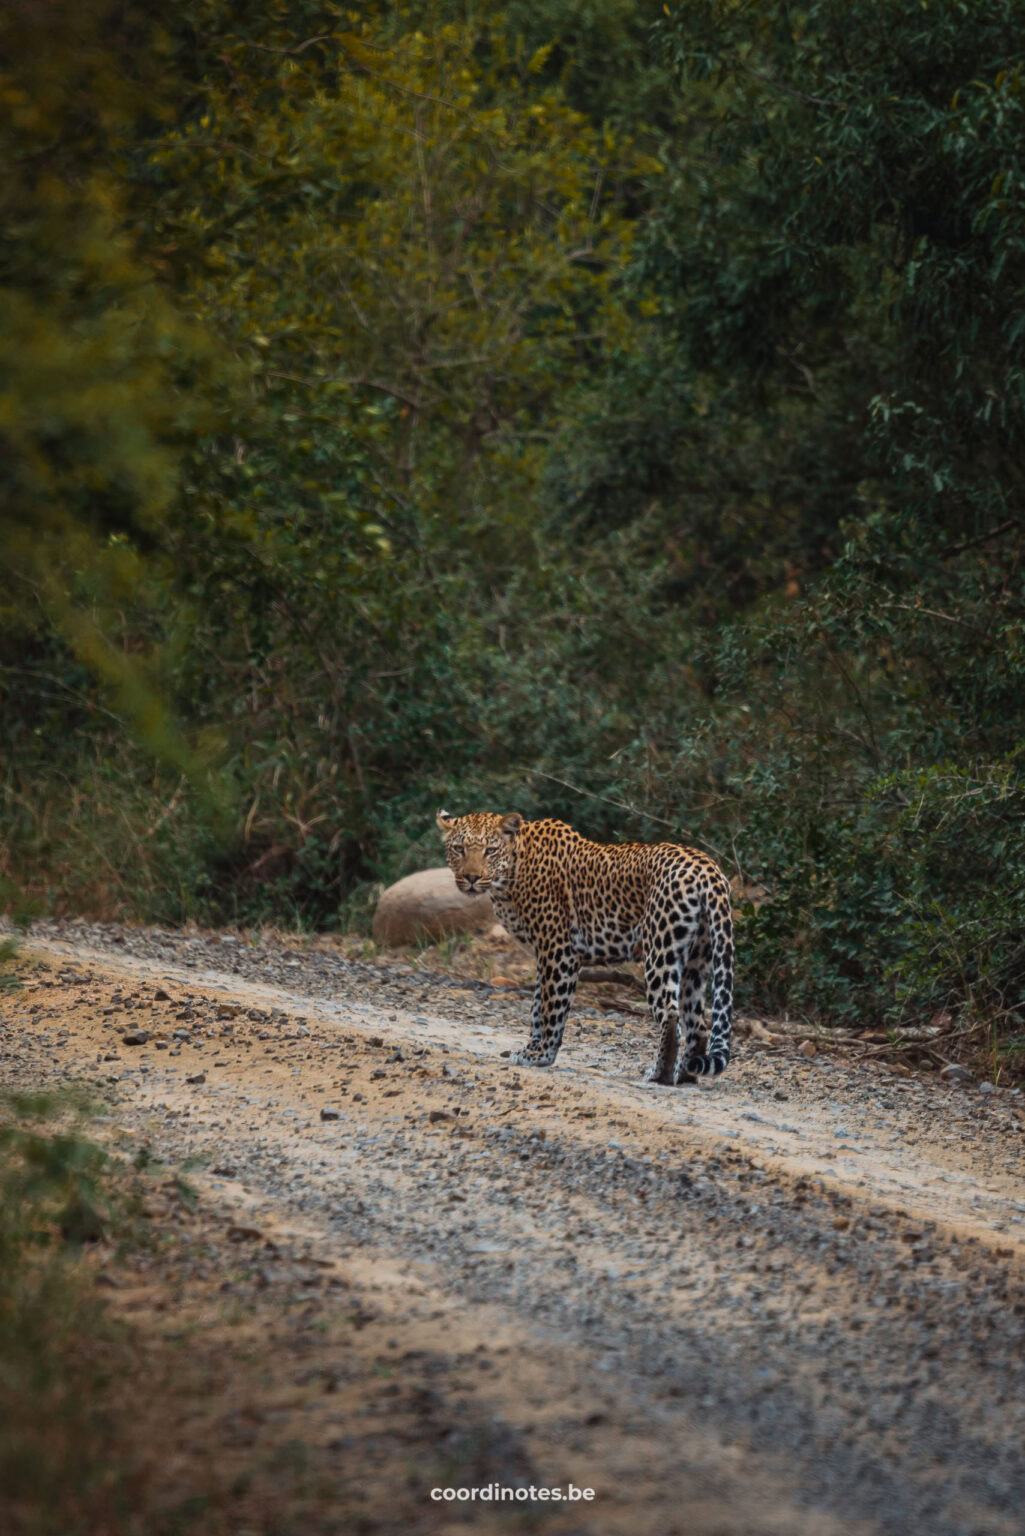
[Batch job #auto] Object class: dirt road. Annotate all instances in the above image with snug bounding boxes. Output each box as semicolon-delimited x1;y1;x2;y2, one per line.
4;918;1025;1535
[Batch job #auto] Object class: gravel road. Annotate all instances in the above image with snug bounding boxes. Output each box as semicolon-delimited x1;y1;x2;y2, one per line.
4;917;1025;1535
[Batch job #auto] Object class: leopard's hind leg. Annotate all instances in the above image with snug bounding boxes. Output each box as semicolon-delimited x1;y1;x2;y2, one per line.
672;923;708;1085
642;930;682;1085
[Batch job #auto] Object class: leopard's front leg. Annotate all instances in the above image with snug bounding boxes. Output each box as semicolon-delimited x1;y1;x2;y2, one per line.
518;983;545;1058
510;943;579;1067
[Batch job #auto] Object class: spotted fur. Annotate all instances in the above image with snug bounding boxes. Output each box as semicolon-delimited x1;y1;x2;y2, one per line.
436;810;734;1082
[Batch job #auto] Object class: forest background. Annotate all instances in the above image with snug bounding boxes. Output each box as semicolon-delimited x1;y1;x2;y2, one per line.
3;0;1025;1052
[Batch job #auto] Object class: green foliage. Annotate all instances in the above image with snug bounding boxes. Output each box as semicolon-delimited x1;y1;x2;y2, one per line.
0;1089;131;1532
0;939;19;993
123;10;650;917
0;1089;113;1249
0;0;225;764
625;0;1025;1029
4;0;1025;1048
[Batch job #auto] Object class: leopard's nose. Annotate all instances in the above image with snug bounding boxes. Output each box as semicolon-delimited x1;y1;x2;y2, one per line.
464;874;479;891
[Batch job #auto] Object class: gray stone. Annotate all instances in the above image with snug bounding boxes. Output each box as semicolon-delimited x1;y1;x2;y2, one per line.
940;1064;973;1084
372;867;494;947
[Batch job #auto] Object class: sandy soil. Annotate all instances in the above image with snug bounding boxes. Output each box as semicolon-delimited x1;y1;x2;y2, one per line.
3;918;1025;1535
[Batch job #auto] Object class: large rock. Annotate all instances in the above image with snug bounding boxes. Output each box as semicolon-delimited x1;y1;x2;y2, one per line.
372;867;494;948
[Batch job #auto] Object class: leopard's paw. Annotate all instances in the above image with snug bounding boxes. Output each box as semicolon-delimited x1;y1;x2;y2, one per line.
509;1050;552;1068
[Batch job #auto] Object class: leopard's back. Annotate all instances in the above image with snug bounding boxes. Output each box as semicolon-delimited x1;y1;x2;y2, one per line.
508;820;728;966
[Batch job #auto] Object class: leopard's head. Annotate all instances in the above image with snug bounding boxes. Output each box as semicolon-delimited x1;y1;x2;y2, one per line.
436;809;523;898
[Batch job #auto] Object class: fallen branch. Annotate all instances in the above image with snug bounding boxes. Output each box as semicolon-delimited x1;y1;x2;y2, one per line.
494;967;644;995
578;967;644;992
831;1024;956;1048
843;1035;965;1061
589;996;647;1019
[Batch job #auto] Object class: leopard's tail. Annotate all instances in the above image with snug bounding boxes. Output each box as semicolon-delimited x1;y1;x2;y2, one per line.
685;876;734;1078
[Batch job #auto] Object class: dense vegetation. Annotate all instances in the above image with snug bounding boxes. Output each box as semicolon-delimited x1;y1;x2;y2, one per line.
4;1;1025;1054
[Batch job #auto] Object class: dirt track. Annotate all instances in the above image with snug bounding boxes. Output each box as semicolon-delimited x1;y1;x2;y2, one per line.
4;918;1025;1535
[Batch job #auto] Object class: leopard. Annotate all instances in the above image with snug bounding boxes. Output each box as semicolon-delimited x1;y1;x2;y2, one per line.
436;809;734;1083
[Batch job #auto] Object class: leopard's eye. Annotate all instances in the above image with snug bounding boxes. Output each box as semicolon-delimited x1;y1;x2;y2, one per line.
451;842;464;855
485;841;500;854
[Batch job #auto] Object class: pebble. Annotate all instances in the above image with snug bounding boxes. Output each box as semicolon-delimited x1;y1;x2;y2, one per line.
940;1064;973;1084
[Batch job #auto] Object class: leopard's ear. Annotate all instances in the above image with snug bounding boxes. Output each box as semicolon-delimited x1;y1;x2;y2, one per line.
436;809;458;833
499;812;523;839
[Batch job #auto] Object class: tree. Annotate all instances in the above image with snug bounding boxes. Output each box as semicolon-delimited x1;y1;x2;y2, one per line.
15;8;653;920
589;0;1025;1027
0;0;224;775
